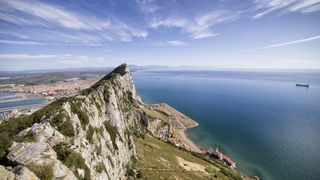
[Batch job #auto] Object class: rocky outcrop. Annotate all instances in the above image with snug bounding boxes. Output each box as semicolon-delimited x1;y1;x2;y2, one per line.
0;64;170;179
0;165;14;180
12;166;39;180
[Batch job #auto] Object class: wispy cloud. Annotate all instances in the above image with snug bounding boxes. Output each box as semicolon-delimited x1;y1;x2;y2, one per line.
0;0;147;44
0;0;110;30
155;40;187;46
253;0;320;19
0;54;79;59
135;0;160;14
249;35;320;50
0;40;44;45
150;11;237;39
166;40;187;46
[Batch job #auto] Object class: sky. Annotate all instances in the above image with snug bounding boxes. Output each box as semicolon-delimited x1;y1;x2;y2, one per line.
0;0;319;70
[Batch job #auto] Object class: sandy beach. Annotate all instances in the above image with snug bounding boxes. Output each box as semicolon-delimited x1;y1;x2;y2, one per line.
151;103;201;153
175;129;201;153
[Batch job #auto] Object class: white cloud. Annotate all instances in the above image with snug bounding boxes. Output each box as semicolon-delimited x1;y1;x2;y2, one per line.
0;40;44;45
0;0;110;30
150;18;187;28
191;32;219;39
135;0;160;14
166;40;187;46
300;3;320;12
150;11;237;39
154;40;187;47
0;0;148;43
0;53;115;65
253;0;320;18
0;54;75;59
249;35;320;50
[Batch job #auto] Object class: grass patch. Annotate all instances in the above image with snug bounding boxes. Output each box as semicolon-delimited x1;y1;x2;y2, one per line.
141;106;168;121
51;113;74;137
96;144;102;156
70;100;89;128
96;162;107;173
27;163;54;180
15;131;36;142
86;125;95;144
0;97;69;160
53;142;91;179
107;155;114;167
135;135;245;180
103;121;120;150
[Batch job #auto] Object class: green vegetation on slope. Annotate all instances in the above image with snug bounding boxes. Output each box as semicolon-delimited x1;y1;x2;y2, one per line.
135;135;246;180
0;97;69;160
51;113;75;137
103;121;121;150
53;142;91;180
70;100;89;128
27;163;54;180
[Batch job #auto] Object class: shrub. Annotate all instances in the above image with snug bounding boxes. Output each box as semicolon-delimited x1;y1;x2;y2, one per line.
51;113;74;137
28;164;54;180
126;166;135;177
220;168;243;180
59;117;75;137
103;121;119;150
0;97;68;160
96;162;106;173
70;100;89;128
107;155;114;167
86;125;95;143
96;144;102;156
15;131;35;142
53;143;91;180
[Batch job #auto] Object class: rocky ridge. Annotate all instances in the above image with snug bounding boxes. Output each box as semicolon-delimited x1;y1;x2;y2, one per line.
0;64;170;179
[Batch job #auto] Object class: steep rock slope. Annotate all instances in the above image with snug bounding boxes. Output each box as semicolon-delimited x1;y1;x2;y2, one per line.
0;64;170;179
0;64;249;180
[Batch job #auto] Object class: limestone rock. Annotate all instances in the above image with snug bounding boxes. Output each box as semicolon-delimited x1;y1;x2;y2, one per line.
7;142;56;165
12;165;39;180
3;64;170;180
17;122;65;146
0;165;14;180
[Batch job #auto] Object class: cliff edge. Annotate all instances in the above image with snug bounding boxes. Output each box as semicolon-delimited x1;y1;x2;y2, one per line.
0;64;249;180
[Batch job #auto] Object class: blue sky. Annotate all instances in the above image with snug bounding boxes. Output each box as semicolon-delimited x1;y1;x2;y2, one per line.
0;0;319;70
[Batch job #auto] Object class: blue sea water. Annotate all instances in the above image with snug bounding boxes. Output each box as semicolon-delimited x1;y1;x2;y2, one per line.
132;70;320;180
0;92;45;109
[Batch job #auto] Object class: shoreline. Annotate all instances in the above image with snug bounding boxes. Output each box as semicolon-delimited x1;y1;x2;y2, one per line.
150;103;240;170
150;103;201;153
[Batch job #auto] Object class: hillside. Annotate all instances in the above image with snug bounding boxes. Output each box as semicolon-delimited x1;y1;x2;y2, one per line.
0;64;249;179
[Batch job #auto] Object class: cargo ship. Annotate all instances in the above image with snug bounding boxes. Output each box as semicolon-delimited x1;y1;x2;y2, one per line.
296;84;309;88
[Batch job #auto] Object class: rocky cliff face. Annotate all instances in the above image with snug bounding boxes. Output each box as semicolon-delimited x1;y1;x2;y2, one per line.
0;64;170;179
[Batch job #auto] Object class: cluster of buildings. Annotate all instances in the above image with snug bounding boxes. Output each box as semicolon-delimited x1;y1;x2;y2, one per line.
0;78;98;100
204;148;236;168
0;109;21;124
167;127;194;152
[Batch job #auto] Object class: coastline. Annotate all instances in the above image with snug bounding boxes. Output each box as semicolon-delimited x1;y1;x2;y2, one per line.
151;103;241;171
150;103;201;153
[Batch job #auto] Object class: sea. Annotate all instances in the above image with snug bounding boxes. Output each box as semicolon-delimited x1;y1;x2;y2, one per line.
0;92;45;109
132;69;320;180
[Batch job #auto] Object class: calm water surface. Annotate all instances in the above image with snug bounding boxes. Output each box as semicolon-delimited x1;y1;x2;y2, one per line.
132;70;320;180
0;92;45;108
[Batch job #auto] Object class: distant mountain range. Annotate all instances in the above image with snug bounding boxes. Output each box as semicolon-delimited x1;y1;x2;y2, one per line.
0;65;202;77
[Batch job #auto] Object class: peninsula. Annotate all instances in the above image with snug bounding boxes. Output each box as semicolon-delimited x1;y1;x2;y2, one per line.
0;64;251;180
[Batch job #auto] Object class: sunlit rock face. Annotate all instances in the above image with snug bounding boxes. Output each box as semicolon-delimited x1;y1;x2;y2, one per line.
3;64;170;179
